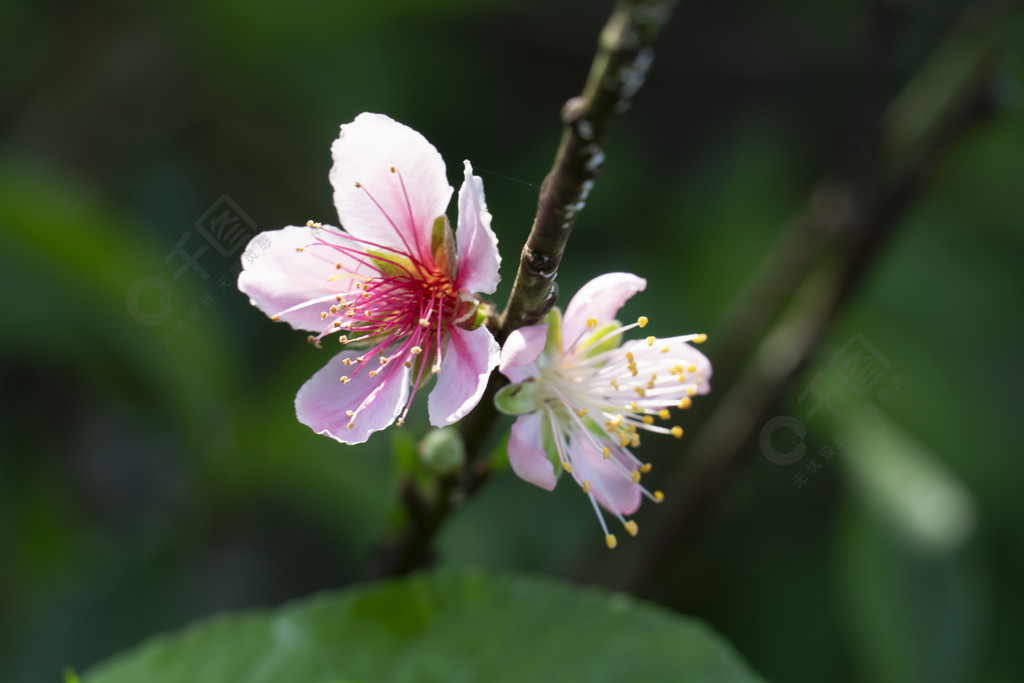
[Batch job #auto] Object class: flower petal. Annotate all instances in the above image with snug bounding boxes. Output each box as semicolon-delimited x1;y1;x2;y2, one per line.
238;225;362;332
498;324;548;384
622;335;713;395
295;350;410;445
508;413;557;491
562;272;647;351
329;113;452;265
454;161;501;294
427;324;500;426
569;438;642;516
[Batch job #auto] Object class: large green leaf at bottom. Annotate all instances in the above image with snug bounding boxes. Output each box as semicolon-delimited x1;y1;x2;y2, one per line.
82;569;761;683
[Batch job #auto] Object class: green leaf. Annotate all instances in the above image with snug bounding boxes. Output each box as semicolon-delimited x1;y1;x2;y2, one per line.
83;569;762;683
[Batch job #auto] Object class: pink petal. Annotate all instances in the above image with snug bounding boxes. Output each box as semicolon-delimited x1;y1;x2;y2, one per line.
622;335;713;394
454;161;501;295
329;113;453;266
562;273;647;351
498;324;548;384
427;324;500;426
508;413;557;491
295;350;410;445
569;438;642;515
237;225;362;332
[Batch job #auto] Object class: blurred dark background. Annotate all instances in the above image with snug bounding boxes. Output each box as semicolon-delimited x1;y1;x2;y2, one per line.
2;0;1022;681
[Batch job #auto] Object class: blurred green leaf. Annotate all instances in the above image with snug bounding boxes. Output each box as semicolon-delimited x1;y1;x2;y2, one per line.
83;569;762;683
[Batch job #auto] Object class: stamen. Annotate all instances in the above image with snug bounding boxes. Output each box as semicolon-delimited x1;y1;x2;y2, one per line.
624;520;638;537
605;534;618;549
637;316;648;328
671;426;683;438
693;333;707;343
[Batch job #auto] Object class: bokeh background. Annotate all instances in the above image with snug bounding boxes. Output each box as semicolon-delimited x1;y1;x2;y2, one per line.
2;0;1022;681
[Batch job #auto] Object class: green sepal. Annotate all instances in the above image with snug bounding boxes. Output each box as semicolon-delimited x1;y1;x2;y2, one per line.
367;249;415;279
541;307;563;363
579;319;622;358
539;411;563;478
494;381;538;416
431;215;457;277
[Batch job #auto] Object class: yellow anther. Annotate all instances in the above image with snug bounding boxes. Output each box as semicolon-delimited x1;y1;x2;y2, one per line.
654;490;665;502
339;376;349;383
368;370;377;378
601;447;610;459
693;333;707;344
635;387;647;398
646;336;656;346
624;520;639;537
396;417;404;426
647;379;656;390
321;312;328;319
335;262;343;270
637;316;649;328
687;386;697;396
354;181;361;188
294;247;304;252
640;463;652;473
410;346;423;355
687;364;696;373
658;409;670;420
390;165;396;173
346;309;355;317
379;357;388;365
271;315;280;321
626;352;634;361
345;410;355;417
403;361;412;368
661;346;670;353
562;461;573;473
419;318;430;327
347;422;354;429
605;534;618;549
642;416;655;425
631;432;640;448
607;414;623;427
671;426;684;438
630;470;641;483
339;335;348;344
610;379;619;389
577;408;588;417
620;436;630;447
678;396;692;409
582;481;591;494
342;358;352;366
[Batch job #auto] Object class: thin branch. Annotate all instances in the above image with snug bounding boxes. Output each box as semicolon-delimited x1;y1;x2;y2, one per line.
363;0;680;579
499;0;679;333
618;51;1001;592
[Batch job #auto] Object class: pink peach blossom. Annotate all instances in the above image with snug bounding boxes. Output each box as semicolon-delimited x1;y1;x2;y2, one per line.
497;273;711;548
239;113;500;444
